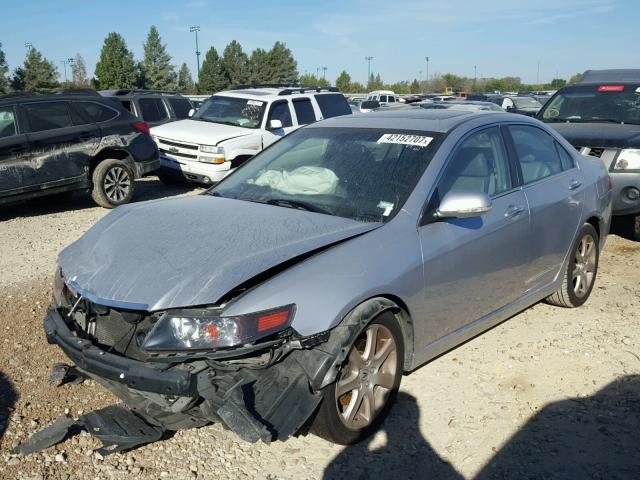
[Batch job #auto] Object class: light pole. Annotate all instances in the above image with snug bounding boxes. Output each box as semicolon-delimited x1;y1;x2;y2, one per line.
321;66;327;80
190;26;201;78
24;42;33;51
474;65;477;91
537;60;540;85
425;56;430;92
365;56;373;84
61;58;74;83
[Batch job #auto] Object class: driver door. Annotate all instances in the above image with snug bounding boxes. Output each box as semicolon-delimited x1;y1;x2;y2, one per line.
262;100;297;148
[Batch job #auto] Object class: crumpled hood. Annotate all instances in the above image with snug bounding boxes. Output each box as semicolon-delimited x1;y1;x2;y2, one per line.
150;119;253;145
58;195;379;311
548;122;640;148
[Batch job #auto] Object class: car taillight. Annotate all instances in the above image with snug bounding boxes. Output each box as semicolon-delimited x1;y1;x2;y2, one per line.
597;85;624;92
132;121;150;135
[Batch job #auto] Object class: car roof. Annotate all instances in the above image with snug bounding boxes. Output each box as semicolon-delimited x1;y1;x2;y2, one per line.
578;69;640;84
100;89;184;98
0;92;114;105
216;86;341;101
309;108;510;133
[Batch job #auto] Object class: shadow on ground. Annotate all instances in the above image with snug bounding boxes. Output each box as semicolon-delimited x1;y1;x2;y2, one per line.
0;177;200;221
0;371;17;445
610;216;638;242
325;376;640;480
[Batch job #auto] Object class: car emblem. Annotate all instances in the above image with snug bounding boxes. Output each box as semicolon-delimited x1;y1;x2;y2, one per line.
169;147;179;154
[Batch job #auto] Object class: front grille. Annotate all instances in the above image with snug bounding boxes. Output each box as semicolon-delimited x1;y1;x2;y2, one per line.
158;138;199;150
160;148;198;160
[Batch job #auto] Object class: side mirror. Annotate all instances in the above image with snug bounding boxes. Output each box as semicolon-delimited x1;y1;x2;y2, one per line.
269;119;283;130
188;108;195;117
437;191;492;219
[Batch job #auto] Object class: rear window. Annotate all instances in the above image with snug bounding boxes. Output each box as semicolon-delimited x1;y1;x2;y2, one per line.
167;97;192;119
75;102;118;123
24;102;74;132
314;94;351;118
138;98;168;122
293;99;316;125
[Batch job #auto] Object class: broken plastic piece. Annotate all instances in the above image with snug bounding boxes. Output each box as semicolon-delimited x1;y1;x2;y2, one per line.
14;405;164;456
49;363;86;386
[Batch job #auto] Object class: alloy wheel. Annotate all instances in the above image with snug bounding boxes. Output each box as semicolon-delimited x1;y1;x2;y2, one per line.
573;234;597;298
103;166;131;203
335;323;398;430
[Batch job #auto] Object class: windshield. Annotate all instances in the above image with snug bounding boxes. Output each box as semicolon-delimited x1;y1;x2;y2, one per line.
211;127;442;222
540;85;640;125
192;96;266;128
513;97;542;109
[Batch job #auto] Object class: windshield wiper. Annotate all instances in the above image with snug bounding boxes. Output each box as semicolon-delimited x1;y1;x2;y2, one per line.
266;198;331;215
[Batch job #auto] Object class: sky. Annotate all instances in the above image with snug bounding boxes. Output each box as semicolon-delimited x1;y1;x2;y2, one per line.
1;0;638;85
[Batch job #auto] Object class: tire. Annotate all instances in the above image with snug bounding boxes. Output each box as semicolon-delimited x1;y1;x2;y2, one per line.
91;159;135;208
545;223;599;308
632;215;640;242
311;312;404;445
157;168;187;186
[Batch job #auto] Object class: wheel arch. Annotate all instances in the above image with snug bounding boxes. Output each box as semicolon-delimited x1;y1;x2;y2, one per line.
90;148;136;180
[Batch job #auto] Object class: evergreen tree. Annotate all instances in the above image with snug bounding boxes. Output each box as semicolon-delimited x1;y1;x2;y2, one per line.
71;54;89;87
335;70;351;92
199;47;226;94
367;73;383;91
0;42;9;93
10;67;25;91
349;81;366;93
221;40;249;87
265;41;297;84
177;63;195;94
141;26;175;90
248;48;269;84
23;47;58;93
95;32;137;89
410;79;421;94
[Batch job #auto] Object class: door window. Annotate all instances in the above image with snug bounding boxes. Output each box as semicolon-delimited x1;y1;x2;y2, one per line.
24;102;74;132
293;99;316;125
167;98;192;119
0;107;17;138
268;101;293;127
509;125;563;183
437;127;512;199
75;102;119;123
138;98;169;122
555;142;576;170
314;94;351;118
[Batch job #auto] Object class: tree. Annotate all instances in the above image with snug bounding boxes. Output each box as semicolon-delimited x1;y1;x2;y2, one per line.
221;40;249;87
265;41;297;84
0;42;9;93
177;63;195;94
199;47;226;94
141;26;175;90
569;72;582;84
248;48;269;84
410;79;421;94
23;47;58;93
367;73;383;91
335;70;351;92
549;78;567;89
349;81;366;93
95;32;137;89
71;54;89;87
10;68;25;91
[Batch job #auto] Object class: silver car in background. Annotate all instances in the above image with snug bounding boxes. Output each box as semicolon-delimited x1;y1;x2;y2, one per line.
39;110;611;452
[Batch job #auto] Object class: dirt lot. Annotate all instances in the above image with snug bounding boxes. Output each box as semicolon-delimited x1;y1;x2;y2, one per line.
1;178;639;480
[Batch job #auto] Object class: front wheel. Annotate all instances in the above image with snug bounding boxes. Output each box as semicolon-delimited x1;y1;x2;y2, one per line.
311;312;404;445
545;223;599;307
91;159;135;208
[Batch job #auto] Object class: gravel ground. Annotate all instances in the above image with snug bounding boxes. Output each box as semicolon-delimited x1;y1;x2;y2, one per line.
1;178;639;480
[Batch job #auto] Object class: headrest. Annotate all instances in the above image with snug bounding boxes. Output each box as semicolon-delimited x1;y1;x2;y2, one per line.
456;147;491;177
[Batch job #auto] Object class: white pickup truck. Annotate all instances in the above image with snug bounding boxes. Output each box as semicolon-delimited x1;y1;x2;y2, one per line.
150;85;351;185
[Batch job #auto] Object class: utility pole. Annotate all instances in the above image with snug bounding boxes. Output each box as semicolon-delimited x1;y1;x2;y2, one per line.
316;67;320;78
365;56;373;84
321;66;327;80
474;65;477;91
537;60;540;85
425;56;430;92
61;58;74;83
24;42;33;51
190;26;201;78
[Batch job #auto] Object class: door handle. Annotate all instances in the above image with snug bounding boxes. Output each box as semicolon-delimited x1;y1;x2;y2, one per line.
569;180;582;191
504;205;524;218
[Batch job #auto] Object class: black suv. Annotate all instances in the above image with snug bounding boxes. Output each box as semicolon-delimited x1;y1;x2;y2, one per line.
0;90;159;208
99;89;194;127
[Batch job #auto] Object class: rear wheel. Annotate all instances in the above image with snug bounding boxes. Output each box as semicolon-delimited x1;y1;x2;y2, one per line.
91;159;134;208
311;312;403;445
545;223;599;307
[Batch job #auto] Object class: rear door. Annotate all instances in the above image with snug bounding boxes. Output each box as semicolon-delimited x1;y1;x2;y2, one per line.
262;100;296;148
22;100;99;188
417;126;530;346
292;98;319;126
505;124;584;290
0;104;32;196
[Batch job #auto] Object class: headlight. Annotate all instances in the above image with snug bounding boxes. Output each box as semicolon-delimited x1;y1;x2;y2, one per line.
614;149;640;171
141;304;295;351
200;145;224;155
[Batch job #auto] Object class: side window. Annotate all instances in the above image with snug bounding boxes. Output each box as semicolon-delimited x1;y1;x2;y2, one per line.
555;142;575;170
138;98;168;122
389;96;396;103
293;99;316;125
268;101;293;128
0;107;17;138
23;102;74;132
438;127;512;198
509;125;564;184
167;98;192;119
119;100;134;114
314;94;351;118
75;102;118;123
380;95;388;103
